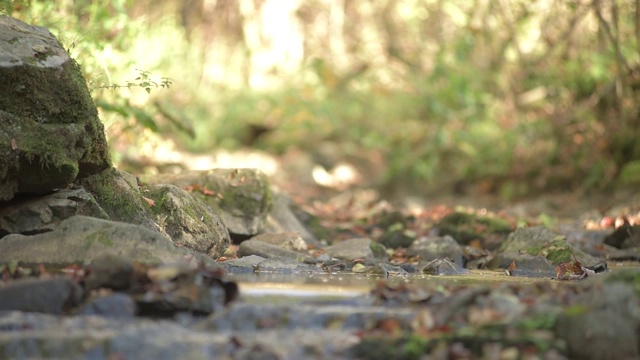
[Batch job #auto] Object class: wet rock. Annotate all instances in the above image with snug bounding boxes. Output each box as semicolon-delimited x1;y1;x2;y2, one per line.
556;283;640;360
435;211;512;248
238;239;316;264
368;263;409;277
407;235;464;266
255;258;322;274
142;168;272;238
0;215;220;267
493;226;604;270
419;258;469;275
75;293;137;318
0;187;108;237
248;232;308;251
323;238;388;263
220;255;266;274
0;17;110;201
264;192;320;247
504;254;556;278
609;249;640;261
145;184;230;258
84;254;133;291
0;277;83;314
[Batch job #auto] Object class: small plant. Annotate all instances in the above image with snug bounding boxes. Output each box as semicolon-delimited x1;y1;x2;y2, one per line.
93;69;172;94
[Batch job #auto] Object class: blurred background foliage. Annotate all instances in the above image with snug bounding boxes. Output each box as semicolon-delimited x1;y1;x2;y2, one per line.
3;0;640;199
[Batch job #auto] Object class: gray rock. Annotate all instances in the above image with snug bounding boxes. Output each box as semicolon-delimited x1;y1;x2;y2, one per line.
0;311;358;359
238;239;316;264
504;254;556;278
145;184;230;258
141;168;272;237
407;235;464;266
495;226;604;268
220;255;266;274
264;192;320;247
556;283;640;360
248;232;308;251
0;215;220;267
0;16;110;201
323;238;388;263
419;258;468;275
75;293;137;318
255;258;322;274
0;277;83;314
200;303;418;331
0;187;108;236
84;254;133;291
368;263;410;276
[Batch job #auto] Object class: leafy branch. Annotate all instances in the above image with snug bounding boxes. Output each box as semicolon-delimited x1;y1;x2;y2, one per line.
92;69;172;94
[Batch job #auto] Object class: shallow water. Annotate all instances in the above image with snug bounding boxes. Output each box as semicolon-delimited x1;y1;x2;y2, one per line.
229;262;640;304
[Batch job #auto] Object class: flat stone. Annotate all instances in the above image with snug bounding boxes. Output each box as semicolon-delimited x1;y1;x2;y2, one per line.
0;215;221;268
220;255;266;274
75;293;137;319
0;277;83;314
248;232;308;251
407;235;464;266
237;239;315;264
323;238;388;263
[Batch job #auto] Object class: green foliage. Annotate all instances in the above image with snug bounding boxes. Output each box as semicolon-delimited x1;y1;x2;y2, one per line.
8;0;640;195
93;69;172;95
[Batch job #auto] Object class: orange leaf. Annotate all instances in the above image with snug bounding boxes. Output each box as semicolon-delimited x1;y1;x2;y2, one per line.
143;197;155;207
508;259;517;271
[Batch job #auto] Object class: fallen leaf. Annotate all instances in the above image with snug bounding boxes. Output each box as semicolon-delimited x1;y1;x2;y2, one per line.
555;258;594;280
202;187;215;196
10;138;17;150
508;259;517;272
143;197;155;207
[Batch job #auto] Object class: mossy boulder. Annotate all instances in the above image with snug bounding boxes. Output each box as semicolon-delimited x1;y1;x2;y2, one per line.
78;168;230;257
145;184;230;258
142;169;272;238
76;168;158;231
0;16;110;201
494;226;604;269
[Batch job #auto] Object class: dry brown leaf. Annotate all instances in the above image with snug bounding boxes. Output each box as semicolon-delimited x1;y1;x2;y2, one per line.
143;197;155;207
